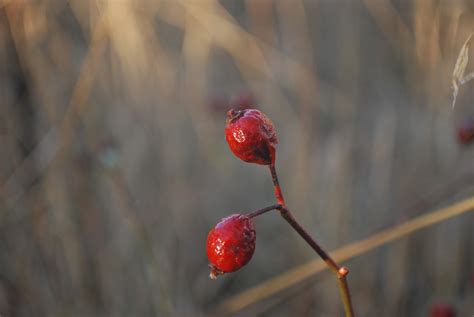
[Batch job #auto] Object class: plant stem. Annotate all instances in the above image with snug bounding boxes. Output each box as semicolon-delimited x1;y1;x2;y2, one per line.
269;163;285;206
247;204;282;219
278;206;345;276
268;164;354;317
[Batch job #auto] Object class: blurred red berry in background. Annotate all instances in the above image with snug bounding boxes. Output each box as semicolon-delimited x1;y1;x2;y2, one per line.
229;92;256;110
457;118;474;145
429;303;456;317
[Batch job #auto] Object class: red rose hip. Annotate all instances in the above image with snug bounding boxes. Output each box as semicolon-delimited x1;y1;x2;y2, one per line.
225;109;277;165
206;214;256;279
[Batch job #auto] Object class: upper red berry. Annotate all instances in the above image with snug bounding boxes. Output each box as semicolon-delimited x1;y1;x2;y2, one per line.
457;119;474;145
206;214;256;278
225;109;277;165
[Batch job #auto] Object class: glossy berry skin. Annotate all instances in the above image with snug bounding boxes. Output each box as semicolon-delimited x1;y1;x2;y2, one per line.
457;119;474;145
206;214;256;278
225;109;277;165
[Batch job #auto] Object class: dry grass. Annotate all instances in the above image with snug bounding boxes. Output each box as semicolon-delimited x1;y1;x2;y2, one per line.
0;0;473;316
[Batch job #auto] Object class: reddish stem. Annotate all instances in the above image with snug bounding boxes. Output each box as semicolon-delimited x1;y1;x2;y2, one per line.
269;164;286;206
279;206;345;276
247;204;282;219
268;163;354;317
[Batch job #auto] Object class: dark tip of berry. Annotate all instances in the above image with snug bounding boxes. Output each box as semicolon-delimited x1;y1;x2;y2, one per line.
208;265;224;279
226;109;245;124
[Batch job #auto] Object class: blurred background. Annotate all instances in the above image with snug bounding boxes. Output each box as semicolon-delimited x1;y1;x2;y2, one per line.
1;0;474;316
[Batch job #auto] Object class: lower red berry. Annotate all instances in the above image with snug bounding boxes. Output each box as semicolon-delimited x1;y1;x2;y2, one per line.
206;214;256;279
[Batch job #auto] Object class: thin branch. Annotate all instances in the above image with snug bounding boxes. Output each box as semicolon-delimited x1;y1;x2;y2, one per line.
268;164;354;317
247;204;282;219
279;206;344;277
215;195;474;315
269;164;285;206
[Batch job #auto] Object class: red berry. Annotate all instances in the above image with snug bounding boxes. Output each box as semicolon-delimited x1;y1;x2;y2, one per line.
225;109;277;165
457;119;474;145
206;214;256;279
429;303;456;317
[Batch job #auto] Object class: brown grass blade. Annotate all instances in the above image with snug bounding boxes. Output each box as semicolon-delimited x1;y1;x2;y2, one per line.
215;196;474;315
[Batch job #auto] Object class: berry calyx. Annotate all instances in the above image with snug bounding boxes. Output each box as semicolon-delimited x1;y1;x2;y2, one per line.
225;109;278;165
206;214;256;279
